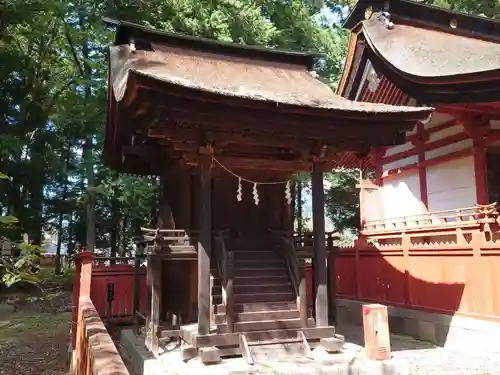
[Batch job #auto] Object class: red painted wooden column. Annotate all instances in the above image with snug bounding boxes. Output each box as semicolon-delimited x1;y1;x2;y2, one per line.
463;119;489;204
473;143;488;204
414;122;429;208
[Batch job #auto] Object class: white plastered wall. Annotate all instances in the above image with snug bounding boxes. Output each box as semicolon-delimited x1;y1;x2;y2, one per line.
426;156;476;213
374;111;476;221
381;172;425;219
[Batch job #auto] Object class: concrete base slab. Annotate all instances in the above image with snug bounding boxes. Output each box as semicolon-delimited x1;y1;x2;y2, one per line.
120;328;410;375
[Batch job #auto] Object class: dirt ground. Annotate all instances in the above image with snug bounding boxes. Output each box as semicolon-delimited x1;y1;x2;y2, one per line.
0;268;73;375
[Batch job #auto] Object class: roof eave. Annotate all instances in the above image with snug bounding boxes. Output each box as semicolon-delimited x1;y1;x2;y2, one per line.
103;17;322;70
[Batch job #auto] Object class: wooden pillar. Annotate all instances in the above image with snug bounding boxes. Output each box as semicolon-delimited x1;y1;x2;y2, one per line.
198;154;212;335
132;254;141;333
179;168;191;229
71;251;93;349
145;254;153;350
326;234;337;325
312;163;328;327
145;252;161;355
152;256;161;356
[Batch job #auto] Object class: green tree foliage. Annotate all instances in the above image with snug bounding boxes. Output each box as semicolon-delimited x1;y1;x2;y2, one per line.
1;0;492;257
0;0;350;263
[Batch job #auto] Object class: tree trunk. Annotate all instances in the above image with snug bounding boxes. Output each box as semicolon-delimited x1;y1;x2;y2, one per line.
81;13;95;252
55;147;70;274
110;199;119;258
55;212;64;275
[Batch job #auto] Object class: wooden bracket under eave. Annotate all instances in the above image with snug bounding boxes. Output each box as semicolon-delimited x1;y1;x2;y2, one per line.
199;143;214;155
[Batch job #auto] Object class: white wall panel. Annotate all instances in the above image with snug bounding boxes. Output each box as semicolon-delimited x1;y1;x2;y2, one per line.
384;142;414;157
361;188;382;223
424;113;455;130
425;139;473;159
428;124;463;142
490;120;500;130
383;155;418;172
382;172;423;219
426;156;476;213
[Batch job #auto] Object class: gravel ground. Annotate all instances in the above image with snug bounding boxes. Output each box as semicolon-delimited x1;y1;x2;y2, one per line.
337;323;500;375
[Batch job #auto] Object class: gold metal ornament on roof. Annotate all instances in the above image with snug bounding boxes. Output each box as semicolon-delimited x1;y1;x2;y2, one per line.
364;6;373;20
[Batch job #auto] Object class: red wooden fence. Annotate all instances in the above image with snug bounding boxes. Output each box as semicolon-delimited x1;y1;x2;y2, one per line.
323;232;500;320
72;256;147;325
90;264;147;321
79;229;500;325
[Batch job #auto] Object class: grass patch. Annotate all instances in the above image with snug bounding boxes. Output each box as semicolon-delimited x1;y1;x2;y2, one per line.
0;310;71;345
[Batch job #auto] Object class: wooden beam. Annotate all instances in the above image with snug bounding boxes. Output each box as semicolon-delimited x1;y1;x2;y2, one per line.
138;93;413;146
197;154;212;335
311;163;328;327
183;153;335;172
147;127;313;151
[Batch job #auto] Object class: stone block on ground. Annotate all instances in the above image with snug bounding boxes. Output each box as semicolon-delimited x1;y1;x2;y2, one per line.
199;346;221;365
319;336;345;353
180;344;198;361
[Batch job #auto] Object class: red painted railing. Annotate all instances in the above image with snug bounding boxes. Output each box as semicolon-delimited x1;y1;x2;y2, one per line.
73;252;130;375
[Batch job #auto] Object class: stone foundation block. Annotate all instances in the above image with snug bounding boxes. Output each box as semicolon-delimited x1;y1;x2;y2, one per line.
319;336;344;353
180;344;197;361
199;346;221;365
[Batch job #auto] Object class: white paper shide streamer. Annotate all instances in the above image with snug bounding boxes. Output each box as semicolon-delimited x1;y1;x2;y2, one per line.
212;157;292;206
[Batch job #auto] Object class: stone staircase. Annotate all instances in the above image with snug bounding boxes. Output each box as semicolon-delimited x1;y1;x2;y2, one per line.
210;237;341;361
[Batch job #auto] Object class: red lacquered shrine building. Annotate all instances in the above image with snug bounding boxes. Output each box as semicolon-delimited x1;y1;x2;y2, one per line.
336;0;500;345
103;19;430;363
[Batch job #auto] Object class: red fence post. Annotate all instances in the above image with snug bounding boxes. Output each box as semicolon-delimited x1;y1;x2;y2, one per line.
402;233;412;306
354;237;363;299
72;251;94;349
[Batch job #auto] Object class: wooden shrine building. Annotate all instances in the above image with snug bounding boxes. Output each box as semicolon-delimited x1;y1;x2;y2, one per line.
103;18;431;363
336;0;500;329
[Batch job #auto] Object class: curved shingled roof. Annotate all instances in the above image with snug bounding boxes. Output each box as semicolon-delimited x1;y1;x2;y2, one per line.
339;0;500;103
362;18;500;80
108;20;431;116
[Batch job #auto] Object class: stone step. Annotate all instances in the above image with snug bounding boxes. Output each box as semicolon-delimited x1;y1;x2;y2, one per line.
236;292;295;304
210;275;291;287
212;283;293;296
237;267;287;277
214;309;300;324
234;259;283;268
234;275;290;285
217;318;302;333
234;250;282;261
217;301;297;313
213;291;295;305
